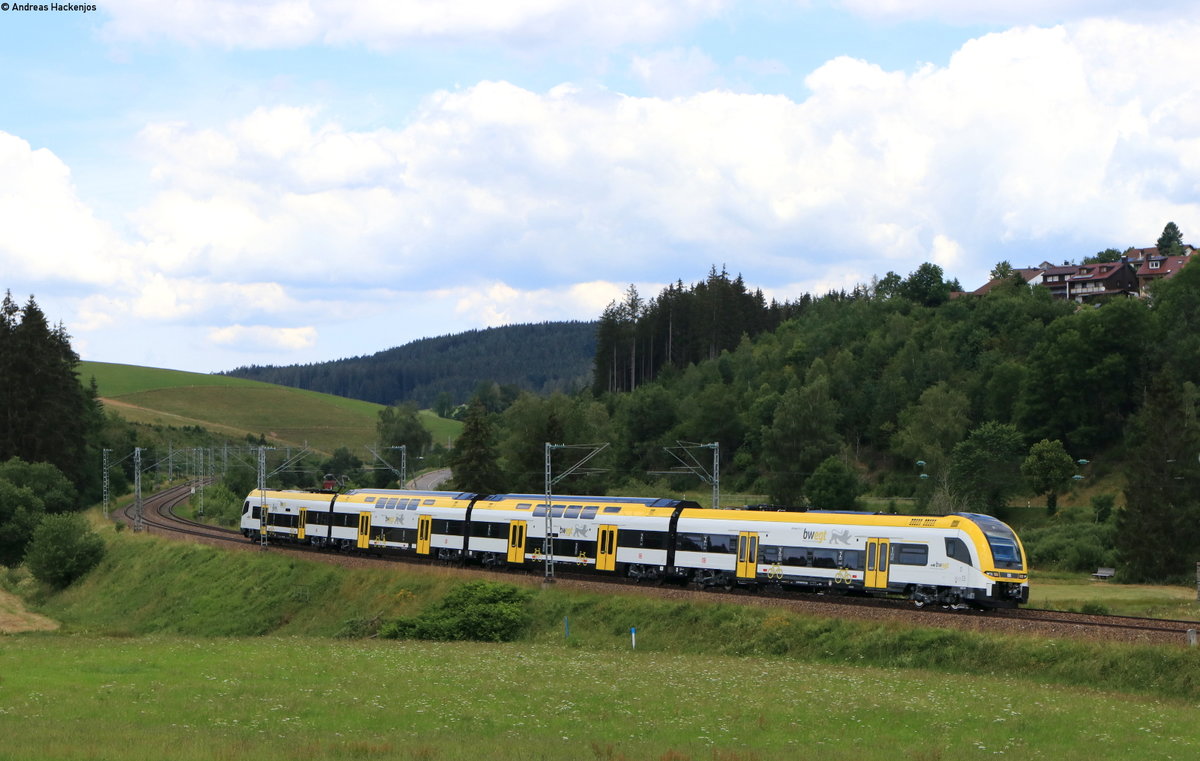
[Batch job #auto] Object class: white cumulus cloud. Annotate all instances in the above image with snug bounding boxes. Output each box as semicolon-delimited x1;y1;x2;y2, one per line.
208;324;318;351
0;132;132;286
127;20;1200;296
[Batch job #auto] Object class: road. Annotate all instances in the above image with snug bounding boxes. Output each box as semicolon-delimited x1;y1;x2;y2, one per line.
406;467;451;490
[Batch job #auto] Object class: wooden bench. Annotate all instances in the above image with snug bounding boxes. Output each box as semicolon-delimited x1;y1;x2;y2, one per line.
1092;567;1115;581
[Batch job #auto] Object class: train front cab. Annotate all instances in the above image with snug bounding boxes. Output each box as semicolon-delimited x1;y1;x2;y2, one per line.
957;513;1029;608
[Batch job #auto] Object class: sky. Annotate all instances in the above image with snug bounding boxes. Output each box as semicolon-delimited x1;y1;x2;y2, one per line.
3;1;1200;374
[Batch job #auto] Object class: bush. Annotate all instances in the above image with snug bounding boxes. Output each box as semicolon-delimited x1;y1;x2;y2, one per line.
0;480;45;566
190;483;244;528
381;581;533;642
24;513;105;588
1021;519;1117;572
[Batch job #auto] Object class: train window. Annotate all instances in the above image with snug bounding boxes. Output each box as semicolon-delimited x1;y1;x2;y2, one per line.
365;497;376;503
642;532;665;549
565;505;583;519
533;505;548;517
757;545;782;563
516;503;532;510
251;506;261;520
433;519;465;535
603;506;622;513
707;534;735;553
551;505;566;518
841;550;865;570
945;538;973;566
242;501;251;515
892;543;928;566
676;533;705;552
580;506;598;520
781;547;808;566
812;549;838;568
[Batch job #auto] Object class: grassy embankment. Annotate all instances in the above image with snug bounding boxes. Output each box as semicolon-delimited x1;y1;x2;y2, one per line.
81;361;462;456
1;513;1199;760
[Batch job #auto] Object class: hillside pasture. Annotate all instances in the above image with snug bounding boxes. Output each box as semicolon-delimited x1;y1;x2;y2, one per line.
81;361;461;455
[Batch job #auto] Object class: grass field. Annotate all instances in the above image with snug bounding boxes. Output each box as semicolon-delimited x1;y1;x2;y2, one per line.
1029;571;1200;618
5;514;1200;760
0;635;1197;761
81;361;462;455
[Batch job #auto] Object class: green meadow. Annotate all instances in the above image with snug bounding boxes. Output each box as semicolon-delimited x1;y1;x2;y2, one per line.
1;635;1197;761
1029;570;1200;618
81;361;461;455
2;515;1199;760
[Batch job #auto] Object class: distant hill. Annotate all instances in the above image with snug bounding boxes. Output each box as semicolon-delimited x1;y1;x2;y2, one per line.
223;321;598;406
80;361;461;454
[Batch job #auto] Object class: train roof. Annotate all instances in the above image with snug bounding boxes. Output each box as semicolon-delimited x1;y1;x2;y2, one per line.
481;493;701;509
344;488;478;500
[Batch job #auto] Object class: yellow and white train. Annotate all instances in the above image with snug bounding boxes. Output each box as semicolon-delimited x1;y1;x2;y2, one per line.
241;488;1029;608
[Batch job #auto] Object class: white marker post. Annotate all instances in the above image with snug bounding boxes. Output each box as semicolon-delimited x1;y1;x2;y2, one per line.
631;626;636;649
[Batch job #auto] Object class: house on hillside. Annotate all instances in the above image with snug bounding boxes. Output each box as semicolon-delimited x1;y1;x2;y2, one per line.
1133;252;1194;295
1061;261;1138;302
969;243;1194;300
1037;263;1078;300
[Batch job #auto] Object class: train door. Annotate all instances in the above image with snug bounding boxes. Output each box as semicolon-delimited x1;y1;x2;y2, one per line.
260;504;270;538
297;508;307;541
507;520;527;563
736;532;759;580
356;512;371;549
865;538;890;590
417;515;432;555
596;525;618;571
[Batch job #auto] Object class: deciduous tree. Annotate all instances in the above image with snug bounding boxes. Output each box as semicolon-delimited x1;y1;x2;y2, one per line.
1021;439;1076;514
805;455;862;509
761;373;841;505
949;421;1025;513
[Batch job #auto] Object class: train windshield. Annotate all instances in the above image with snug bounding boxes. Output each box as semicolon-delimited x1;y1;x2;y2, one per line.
960;514;1025;570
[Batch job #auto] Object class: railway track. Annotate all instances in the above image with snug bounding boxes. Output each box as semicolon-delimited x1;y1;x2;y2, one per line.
116;485;1200;647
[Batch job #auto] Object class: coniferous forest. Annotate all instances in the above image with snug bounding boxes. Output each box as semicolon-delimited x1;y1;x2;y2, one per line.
0;292;105;503
226;321;598;408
